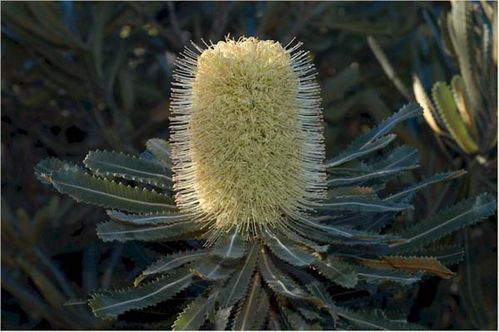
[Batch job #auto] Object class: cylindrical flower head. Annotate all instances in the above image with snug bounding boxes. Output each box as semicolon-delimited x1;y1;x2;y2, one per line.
170;37;326;238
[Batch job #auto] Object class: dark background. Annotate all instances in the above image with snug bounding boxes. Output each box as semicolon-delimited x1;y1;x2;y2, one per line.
1;1;497;329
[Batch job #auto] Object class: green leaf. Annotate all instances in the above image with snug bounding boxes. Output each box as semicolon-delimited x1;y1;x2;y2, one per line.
84;150;171;188
356;267;422;286
259;249;310;300
389;193;496;253
173;293;212;330
211;229;246;260
34;158;80;184
326;134;396;168
193;256;235;281
384;170;466;202
219;242;259;308
107;210;191;225
412;244;464;266
47;168;175;213
215;307;232;330
89;268;193;319
232;274;269;331
315;257;358;289
314;196;411;212
263;229;316;267
337;308;424;330
141;249;209;277
97;219;199;242
432;81;479;153
327;103;422;168
146;138;172;169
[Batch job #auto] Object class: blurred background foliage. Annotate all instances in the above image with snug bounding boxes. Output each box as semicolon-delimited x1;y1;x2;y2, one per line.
1;1;496;329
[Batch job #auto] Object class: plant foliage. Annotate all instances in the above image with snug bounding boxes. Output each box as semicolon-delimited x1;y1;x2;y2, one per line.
35;103;496;329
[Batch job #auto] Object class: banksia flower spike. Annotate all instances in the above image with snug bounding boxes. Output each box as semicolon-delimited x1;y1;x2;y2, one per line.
36;36;495;329
170;37;326;239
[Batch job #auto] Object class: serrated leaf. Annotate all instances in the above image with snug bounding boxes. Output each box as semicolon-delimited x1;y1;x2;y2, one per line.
263;229;316;267
327;134;396;168
384;170;466;203
259;249;310;300
173;293;210;330
211;229;246;260
337;308;424;330
232;274;269;331
34;158;80;184
141;249;209;277
219;242;259;308
215;307;232;330
89;268;193;319
412;244;464;266
432;81;479;153
97;219;199;242
84;150;171;188
354;265;423;286
314;196;411;212
107;210;191;225
358;256;455;279
146;138;172;169
413;74;444;135
327;103;422;168
389;193;496;253
47;168;175;213
315;257;358;289
278;262;337;319
450;75;477;137
193;256;235;281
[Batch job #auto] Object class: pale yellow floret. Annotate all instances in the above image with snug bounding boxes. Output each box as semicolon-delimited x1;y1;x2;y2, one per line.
169;37;326;239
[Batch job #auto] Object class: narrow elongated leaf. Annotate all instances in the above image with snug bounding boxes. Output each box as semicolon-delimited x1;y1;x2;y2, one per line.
282;307;316;330
327;103;422;168
357;256;455;279
259;250;309;300
107;210;190;225
314;197;411;212
84;150;171;188
146;138;172;168
89;268;192;319
328;164;417;187
337;308;423;330
232;275;269;331
384;170;466;202
327;134;396;168
97;219;198;242
390;193;496;252
220;242;259;308
173;294;210;330
413;75;444;135
263;230;316;267
412;244;464;266
211;230;246;260
315;257;358;289
432;82;478;153
141;249;209;277
279;262;336;317
34;158;80;184
48;168;175;213
215;307;232;330
194;257;235;281
355;266;423;286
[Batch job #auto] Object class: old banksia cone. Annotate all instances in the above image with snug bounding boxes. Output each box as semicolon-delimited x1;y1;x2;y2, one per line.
170;37;326;238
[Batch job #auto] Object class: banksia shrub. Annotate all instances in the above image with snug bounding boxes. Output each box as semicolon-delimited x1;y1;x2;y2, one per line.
413;1;497;158
35;37;496;330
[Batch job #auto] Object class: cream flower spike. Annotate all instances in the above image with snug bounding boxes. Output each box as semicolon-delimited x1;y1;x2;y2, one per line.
169;36;326;240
